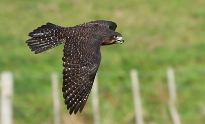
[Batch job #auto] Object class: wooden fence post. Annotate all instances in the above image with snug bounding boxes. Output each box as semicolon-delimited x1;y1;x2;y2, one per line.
131;69;144;124
0;72;13;124
202;106;205;116
51;73;61;124
91;75;100;124
167;68;181;124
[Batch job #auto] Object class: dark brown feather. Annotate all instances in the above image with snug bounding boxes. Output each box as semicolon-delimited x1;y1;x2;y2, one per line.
26;23;67;54
62;33;101;114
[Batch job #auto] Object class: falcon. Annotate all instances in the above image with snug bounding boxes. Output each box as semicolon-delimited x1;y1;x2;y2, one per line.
26;20;124;114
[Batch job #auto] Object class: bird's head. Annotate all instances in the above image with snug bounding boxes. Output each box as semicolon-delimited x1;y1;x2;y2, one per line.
84;20;124;45
101;20;124;45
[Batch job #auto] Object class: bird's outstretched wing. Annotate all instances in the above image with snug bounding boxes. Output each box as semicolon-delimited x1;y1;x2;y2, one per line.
62;35;101;114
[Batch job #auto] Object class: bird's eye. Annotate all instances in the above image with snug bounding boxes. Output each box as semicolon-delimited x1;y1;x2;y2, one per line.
113;35;117;38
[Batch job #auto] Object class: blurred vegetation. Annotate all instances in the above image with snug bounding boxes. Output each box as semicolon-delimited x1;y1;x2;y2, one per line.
0;0;205;124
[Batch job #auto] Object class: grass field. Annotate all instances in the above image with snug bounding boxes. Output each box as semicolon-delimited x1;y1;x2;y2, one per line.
1;0;205;124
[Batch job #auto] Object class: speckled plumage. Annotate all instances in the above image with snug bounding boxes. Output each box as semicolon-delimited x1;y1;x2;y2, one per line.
26;20;124;114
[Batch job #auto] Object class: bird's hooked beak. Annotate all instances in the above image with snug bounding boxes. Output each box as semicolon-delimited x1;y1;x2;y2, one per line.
102;33;124;45
113;35;124;44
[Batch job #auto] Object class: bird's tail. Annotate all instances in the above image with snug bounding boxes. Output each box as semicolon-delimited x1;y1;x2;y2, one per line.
26;22;67;54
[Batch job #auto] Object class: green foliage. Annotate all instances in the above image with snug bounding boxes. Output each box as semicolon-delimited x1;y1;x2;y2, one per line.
0;0;205;124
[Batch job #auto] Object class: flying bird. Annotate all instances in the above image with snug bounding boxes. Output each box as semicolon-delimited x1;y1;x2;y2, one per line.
26;20;124;114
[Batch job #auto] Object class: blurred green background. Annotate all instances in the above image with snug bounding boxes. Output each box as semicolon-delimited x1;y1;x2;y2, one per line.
0;0;205;124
